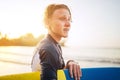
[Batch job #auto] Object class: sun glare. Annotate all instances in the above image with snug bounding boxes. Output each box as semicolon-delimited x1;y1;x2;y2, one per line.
0;0;120;47
7;33;23;39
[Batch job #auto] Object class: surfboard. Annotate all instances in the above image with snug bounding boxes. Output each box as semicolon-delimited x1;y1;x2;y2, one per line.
0;67;120;80
57;67;120;80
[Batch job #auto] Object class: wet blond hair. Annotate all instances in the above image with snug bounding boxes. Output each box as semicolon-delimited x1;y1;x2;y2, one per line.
43;4;71;27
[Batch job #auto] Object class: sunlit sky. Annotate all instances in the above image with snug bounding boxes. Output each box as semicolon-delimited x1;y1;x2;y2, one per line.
0;0;120;48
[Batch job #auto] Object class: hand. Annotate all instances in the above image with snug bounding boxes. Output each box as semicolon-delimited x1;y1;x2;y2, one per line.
66;60;82;80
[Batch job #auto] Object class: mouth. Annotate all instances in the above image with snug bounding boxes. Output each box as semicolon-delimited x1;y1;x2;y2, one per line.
63;28;69;32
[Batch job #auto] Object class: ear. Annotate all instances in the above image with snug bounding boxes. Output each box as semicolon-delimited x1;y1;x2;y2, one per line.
44;19;49;29
45;19;49;25
47;18;52;27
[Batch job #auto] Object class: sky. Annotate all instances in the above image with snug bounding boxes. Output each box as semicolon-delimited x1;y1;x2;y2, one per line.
0;0;120;48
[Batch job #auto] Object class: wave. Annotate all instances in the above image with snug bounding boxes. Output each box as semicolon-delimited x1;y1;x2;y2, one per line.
0;46;120;66
0;58;30;65
0;56;120;66
75;57;120;64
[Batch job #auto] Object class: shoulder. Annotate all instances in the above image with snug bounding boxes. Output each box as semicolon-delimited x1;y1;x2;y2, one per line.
41;37;54;49
36;36;56;53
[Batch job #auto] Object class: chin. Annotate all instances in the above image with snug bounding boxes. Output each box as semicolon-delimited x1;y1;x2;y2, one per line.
62;32;69;38
63;35;68;38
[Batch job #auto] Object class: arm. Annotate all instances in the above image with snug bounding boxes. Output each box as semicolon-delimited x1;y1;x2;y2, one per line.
40;49;57;80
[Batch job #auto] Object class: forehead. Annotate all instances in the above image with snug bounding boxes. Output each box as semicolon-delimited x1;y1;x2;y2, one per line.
52;8;71;18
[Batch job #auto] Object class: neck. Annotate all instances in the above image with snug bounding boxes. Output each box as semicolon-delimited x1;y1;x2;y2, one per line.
48;33;61;43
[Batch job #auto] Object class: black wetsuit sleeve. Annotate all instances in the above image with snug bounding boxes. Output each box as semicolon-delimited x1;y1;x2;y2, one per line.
39;49;57;80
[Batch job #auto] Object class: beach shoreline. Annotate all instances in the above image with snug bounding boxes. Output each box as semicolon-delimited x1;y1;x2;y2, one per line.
0;46;120;76
0;61;31;76
0;60;120;76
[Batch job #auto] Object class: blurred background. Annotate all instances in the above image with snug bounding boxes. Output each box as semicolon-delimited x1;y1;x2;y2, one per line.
0;0;120;76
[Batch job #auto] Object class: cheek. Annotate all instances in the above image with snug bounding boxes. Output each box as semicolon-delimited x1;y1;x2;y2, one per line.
56;21;65;28
53;21;64;29
50;20;65;32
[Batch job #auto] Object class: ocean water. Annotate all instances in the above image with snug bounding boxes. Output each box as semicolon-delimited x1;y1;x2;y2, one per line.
0;46;120;75
62;46;120;67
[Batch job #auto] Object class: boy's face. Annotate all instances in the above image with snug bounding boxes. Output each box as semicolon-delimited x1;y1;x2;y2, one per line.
48;8;71;38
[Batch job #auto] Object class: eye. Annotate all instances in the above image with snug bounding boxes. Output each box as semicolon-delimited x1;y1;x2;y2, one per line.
59;17;66;21
59;17;72;22
68;18;72;22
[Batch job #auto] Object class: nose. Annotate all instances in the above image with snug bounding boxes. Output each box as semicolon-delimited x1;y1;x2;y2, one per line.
65;21;71;27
